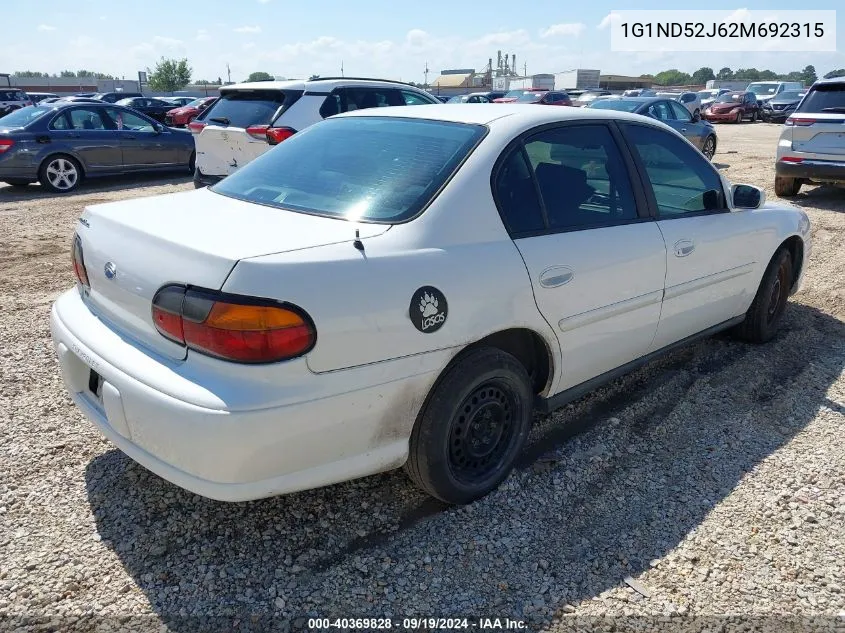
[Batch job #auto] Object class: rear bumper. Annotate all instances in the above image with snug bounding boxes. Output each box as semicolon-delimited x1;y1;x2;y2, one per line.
193;167;224;188
776;159;845;183
49;289;446;501
0;165;38;181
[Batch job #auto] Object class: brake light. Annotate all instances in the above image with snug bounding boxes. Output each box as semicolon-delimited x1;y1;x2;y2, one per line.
785;117;817;126
152;286;316;363
780;156;803;163
266;127;297;145
187;120;207;134
71;233;89;287
0;139;14;153
245;124;270;140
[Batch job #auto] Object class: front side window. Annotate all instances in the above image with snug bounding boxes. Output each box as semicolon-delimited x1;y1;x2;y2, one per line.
646;101;674;121
67;108;109;130
344;88;403;111
622;123;726;218
668;101;691;121
401;90;437;105
211;116;486;223
522;124;638;230
105;108;156;132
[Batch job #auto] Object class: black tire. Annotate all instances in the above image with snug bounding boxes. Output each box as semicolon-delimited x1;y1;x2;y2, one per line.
405;347;533;504
735;111;743;124
774;176;801;197
751;110;758;122
188;151;196;173
732;249;793;343
192;167;206;189
702;135;717;160
38;154;82;193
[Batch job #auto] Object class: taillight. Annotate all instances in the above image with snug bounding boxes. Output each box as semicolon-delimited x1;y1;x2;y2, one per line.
266;127;296;145
0;139;14;153
152;286;316;363
245;124;270;140
785;117;817;126
71;233;89;287
780;156;803;163
187;120;207;134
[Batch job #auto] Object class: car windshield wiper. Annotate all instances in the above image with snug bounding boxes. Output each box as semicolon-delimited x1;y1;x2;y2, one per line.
209;117;230;125
820;107;845;113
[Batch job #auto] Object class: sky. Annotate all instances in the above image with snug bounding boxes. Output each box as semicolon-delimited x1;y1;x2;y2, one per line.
1;0;843;84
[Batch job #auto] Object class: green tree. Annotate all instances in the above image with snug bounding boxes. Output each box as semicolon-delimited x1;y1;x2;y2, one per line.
147;57;192;93
801;65;817;85
824;68;845;79
758;69;779;80
246;71;273;82
60;70;76;77
653;69;692;86
716;67;733;80
13;70;47;77
691;67;715;84
733;68;760;82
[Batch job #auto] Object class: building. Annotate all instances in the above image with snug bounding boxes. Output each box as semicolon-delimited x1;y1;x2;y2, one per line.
597;74;654;91
430;70;476;96
553;69;601;90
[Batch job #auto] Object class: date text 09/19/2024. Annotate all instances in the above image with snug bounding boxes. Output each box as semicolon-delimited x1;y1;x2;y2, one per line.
307;617;527;630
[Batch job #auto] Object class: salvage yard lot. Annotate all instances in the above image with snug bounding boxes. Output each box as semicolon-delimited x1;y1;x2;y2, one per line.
0;122;843;630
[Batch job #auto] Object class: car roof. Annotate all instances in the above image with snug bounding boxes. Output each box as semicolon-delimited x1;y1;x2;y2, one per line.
812;76;845;86
222;77;424;92
336;103;665;127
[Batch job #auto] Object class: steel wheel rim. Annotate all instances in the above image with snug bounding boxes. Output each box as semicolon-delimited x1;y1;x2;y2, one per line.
46;158;78;190
448;381;518;485
703;137;715;159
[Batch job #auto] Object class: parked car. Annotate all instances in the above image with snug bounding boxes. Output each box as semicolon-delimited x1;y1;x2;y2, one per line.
697;88;730;111
114;97;177;122
164;97;217;127
74;93;97;98
0;89;33;117
190;77;441;187
493;89;546;103
0;102;194;193
92;92;144;104
50;104;811;505
510;90;572;106
760;91;805;123
775;76;845;196
57;97;105;104
161;97;196;107
572;90;613;107
747;81;804;106
482;91;507;101
657;91;703;118
26;92;59;104
434;95;450;103
447;93;492;103
588;96;717;159
622;89;657;97
703;91;760;123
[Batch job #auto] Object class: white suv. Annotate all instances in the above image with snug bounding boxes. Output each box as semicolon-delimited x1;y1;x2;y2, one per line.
190;77;441;187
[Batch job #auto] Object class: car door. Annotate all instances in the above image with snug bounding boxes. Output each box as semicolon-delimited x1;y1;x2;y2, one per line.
620;122;760;350
106;107;180;167
493;122;666;392
47;107;122;171
666;100;704;149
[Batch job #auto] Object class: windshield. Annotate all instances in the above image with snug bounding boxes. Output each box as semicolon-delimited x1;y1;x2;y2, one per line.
446;95;467;103
715;93;743;103
211;117;486;223
747;83;779;96
796;84;845;113
0;106;51;128
515;92;543;103
183;98;204;108
587;99;640;112
698;90;719;99
775;91;803;101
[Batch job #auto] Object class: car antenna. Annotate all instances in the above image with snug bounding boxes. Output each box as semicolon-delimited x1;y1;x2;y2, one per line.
353;229;365;252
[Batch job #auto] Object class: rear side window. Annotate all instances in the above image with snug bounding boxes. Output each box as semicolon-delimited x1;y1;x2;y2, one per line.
202;89;302;128
797;84;845;113
210;116;486;223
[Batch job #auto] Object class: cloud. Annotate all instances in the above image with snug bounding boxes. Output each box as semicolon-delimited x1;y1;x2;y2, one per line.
597;12;621;30
37;24;57;31
196;29;210;41
234;26;261;34
243;42;256;50
257;0;271;3
723;8;752;23
406;29;430;47
540;23;586;38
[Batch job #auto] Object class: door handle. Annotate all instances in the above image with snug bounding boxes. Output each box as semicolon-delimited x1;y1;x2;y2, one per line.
674;240;695;257
681;128;687;132
539;266;574;288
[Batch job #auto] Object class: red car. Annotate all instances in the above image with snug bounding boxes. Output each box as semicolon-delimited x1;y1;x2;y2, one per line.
164;97;217;127
703;91;760;123
493;89;572;106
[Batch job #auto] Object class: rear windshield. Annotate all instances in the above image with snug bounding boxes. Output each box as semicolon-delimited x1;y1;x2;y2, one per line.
588;99;640;112
211;116;486;223
0;106;51;128
201;89;302;128
797;84;845;113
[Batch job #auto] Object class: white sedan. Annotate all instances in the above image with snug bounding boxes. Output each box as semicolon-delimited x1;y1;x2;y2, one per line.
50;104;812;505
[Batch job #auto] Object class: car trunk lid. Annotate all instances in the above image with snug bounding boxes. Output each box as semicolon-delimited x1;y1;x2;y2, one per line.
790;114;845;156
75;188;388;360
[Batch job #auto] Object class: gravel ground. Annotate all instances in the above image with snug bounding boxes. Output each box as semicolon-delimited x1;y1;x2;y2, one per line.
0;123;843;633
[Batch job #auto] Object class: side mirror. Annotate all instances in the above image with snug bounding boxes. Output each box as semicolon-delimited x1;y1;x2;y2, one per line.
154;123;166;134
732;184;765;209
692;111;701;122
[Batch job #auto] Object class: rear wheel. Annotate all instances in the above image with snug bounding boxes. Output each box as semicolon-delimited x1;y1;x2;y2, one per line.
38;155;82;193
732;249;793;343
751;110;758;122
774;176;801;197
735;111;743;124
702;135;716;160
405;347;533;504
